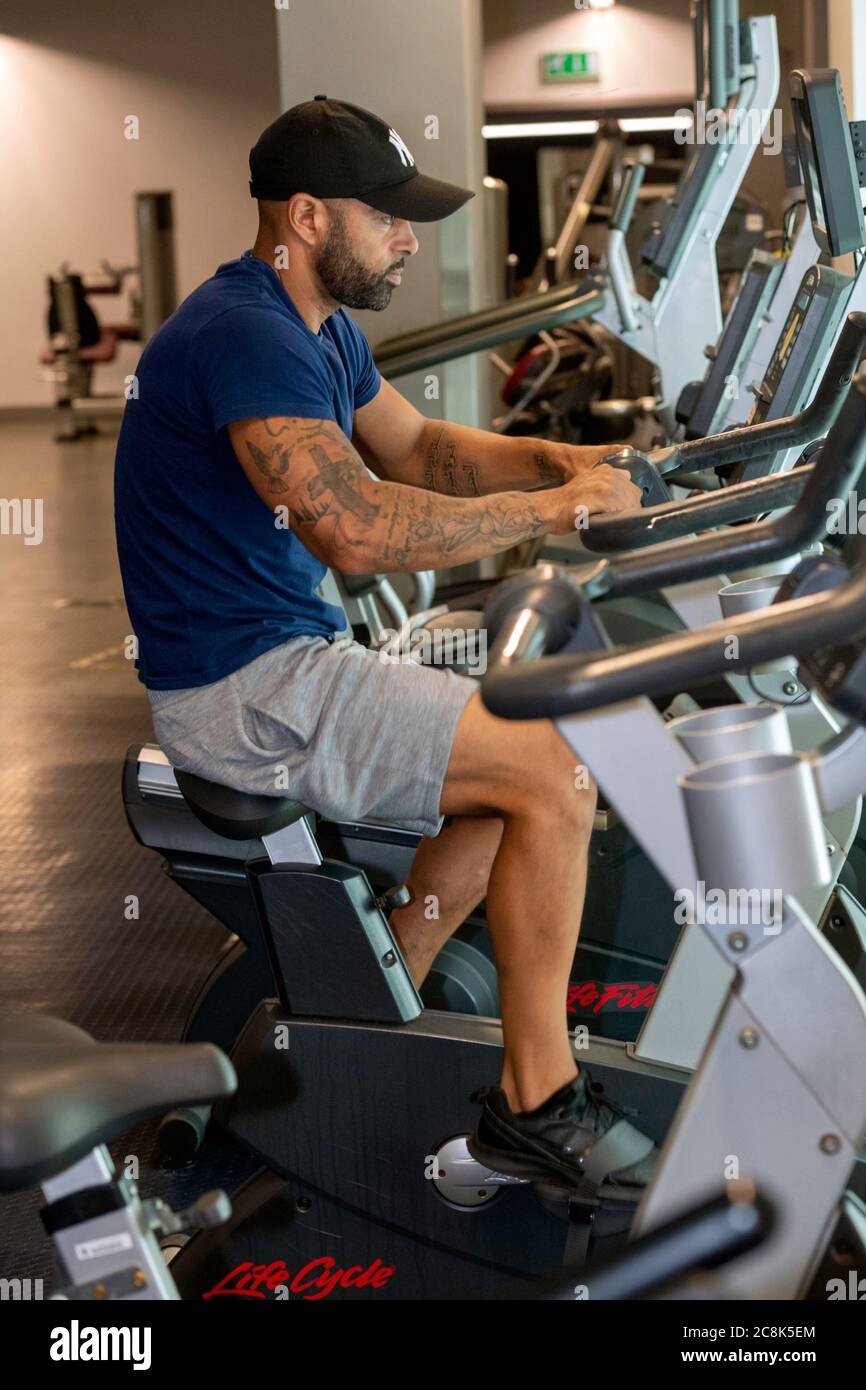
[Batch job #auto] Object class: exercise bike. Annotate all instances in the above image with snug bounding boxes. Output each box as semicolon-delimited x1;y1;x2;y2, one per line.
0;1015;234;1301
120;371;866;1300
0;1017;776;1302
122;317;866;1139
124;318;866;1209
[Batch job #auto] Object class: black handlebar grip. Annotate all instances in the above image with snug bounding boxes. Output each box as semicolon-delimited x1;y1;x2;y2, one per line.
601;447;670;507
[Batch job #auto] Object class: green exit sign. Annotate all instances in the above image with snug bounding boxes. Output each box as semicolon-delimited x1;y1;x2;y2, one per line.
541;51;600;83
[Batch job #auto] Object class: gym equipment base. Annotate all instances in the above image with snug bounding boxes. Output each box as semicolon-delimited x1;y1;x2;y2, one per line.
169;1006;684;1301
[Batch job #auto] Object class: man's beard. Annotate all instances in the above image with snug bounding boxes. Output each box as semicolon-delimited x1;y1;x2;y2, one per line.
314;208;402;311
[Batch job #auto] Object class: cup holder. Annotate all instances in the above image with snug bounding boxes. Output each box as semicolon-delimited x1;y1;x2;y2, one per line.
678;750;831;900
718;575;791;674
669;702;791;763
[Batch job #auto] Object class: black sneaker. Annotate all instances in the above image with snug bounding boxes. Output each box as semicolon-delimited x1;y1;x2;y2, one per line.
467;1070;658;1206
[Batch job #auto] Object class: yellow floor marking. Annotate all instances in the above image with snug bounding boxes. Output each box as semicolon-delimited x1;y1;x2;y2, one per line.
69;644;127;670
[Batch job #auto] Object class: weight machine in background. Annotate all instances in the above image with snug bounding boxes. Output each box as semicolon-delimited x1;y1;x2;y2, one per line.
40;191;177;441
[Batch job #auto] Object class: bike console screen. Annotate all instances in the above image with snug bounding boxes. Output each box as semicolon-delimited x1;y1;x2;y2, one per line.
789;69;865;258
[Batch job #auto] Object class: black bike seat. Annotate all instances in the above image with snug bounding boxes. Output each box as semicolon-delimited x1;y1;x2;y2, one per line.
174;768;312;841
0;1015;235;1192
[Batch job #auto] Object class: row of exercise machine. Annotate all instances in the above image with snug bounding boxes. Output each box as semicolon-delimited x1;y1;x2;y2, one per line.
5;15;866;1300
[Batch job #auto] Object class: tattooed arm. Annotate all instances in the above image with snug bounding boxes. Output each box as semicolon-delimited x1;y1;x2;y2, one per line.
352;378;614;496
227;415;640;575
413;419;584;496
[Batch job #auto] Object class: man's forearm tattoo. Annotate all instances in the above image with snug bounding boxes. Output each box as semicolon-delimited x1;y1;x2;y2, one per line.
424;426;481;497
381;488;546;567
534;451;559;483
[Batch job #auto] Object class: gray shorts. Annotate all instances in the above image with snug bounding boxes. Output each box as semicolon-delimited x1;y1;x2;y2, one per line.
148;636;476;837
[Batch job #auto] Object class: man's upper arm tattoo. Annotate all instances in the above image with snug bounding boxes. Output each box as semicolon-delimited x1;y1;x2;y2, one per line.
305;445;380;525
243;417;326;494
245;437;291;494
242;419;380;560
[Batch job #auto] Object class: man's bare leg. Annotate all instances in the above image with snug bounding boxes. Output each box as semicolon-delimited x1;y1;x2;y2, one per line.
431;691;596;1115
389;815;504;984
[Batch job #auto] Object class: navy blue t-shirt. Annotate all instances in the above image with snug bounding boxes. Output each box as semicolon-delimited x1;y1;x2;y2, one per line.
114;248;381;689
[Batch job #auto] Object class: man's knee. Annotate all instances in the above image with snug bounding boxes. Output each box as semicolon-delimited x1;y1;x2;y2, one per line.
467;705;596;825
513;717;594;793
531;739;597;832
445;694;594;815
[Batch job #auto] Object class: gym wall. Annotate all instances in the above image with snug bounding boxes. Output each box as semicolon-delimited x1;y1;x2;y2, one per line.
0;0;280;412
271;0;489;426
2;0;855;418
483;0;695;115
827;0;866;119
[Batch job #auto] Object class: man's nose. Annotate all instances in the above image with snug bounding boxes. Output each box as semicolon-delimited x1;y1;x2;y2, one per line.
394;220;419;256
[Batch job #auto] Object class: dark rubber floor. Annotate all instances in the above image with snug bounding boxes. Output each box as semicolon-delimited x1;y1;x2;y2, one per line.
0;420;256;1289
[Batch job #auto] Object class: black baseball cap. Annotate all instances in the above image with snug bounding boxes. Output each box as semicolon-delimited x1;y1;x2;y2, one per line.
249;95;475;223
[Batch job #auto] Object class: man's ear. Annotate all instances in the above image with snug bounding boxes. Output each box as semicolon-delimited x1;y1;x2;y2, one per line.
287;193;322;245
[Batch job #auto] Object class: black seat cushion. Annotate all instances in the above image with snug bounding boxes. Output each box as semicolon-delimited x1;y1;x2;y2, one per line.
0;1015;235;1192
174;769;312;842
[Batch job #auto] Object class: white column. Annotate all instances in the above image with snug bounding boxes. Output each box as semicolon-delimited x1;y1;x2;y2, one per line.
273;0;487;423
828;0;866;119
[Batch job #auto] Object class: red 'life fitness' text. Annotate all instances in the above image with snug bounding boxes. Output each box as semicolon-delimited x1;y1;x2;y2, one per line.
567;981;657;1015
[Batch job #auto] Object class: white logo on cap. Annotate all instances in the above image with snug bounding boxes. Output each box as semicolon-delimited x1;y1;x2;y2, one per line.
388;128;415;168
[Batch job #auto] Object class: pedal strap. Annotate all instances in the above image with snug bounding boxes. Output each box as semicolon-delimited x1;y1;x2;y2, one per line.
563;1216;594;1269
578;1119;656;1202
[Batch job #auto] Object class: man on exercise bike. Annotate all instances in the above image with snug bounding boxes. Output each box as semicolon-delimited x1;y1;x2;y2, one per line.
114;96;653;1202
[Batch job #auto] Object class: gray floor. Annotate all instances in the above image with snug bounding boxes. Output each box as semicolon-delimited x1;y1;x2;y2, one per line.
0;419;253;1286
0;420;223;1032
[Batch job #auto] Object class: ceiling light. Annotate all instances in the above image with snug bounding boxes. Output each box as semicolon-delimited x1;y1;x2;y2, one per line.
482;119;601;139
619;115;694;132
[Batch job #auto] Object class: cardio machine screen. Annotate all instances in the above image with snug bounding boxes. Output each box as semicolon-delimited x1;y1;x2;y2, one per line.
792;96;827;233
789;69;865;258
